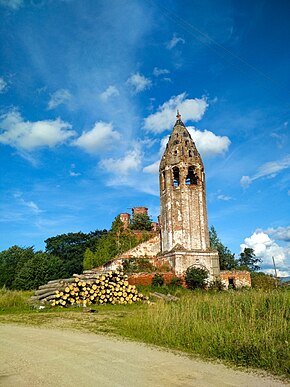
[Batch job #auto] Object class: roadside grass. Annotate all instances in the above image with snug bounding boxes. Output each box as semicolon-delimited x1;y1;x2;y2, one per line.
1;287;289;378
113;289;290;377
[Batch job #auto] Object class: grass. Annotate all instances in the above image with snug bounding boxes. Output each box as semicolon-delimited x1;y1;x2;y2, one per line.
113;289;290;377
0;287;289;378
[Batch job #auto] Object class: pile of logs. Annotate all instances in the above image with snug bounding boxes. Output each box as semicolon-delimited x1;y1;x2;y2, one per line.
31;270;148;306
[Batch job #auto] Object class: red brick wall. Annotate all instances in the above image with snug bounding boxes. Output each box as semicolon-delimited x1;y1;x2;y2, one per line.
128;272;175;286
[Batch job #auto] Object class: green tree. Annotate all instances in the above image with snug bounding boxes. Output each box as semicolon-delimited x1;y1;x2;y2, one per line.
45;230;106;277
0;246;34;288
13;252;63;290
130;213;152;231
185;267;209;289
209;226;237;270
83;248;95;270
239;247;261;272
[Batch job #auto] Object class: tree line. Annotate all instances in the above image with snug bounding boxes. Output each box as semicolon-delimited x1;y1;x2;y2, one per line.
0;216;261;291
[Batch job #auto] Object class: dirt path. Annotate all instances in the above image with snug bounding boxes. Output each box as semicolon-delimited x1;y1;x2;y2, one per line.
0;324;287;387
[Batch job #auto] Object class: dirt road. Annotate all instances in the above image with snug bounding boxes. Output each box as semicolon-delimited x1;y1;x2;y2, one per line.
0;324;287;387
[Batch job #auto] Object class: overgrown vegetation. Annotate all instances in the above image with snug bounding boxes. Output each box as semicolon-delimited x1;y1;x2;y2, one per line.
1;287;288;378
83;216;154;270
115;289;290;377
123;258;156;273
185;267;208;289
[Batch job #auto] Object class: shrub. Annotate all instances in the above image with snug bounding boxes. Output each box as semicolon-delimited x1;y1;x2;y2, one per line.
170;277;183;287
152;273;164;287
208;279;225;291
251;272;278;290
185;267;208;289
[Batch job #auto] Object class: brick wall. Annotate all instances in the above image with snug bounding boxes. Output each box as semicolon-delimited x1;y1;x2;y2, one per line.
220;270;251;289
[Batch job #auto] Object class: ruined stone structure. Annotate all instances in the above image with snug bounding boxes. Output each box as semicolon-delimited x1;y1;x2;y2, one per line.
159;112;220;279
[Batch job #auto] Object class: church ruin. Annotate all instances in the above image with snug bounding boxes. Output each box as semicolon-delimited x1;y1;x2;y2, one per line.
103;111;221;281
159;111;220;279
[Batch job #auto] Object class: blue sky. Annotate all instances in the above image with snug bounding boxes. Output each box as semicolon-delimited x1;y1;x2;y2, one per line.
0;0;289;276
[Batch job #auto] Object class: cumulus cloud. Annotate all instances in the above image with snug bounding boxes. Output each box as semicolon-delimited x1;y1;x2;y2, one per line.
100;85;119;102
153;67;170;77
0;77;7;93
263;226;290;242
0;110;75;150
240;154;290;188
241;231;290;275
48;89;72;110
144;93;208;133
73;121;120;154
167;34;185;49
0;0;23;9
187;126;231;157
127;73;152;93
99;146;141;175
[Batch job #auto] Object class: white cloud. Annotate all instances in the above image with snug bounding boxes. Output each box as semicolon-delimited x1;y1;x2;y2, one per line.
0;0;23;9
127;72;152;93
167;34;185;49
13;192;43;214
100;85;119;102
73;121;120;154
187;126;231;157
0;77;7;93
48;89;72;110
217;194;232;201
240;154;290;188
143;160;159;174
99;146;141;175
263;226;290;242
153;67;170;77
241;231;290;275
144;93;208;133
69;171;81;177
0;110;75;150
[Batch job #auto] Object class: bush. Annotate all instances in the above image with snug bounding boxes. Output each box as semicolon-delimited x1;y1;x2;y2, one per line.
170;277;183;287
208;279;225;291
251;272;278;290
152;273;164;287
185;267;208;289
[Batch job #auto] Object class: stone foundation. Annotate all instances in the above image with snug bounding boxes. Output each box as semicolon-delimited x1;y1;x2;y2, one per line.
160;250;220;280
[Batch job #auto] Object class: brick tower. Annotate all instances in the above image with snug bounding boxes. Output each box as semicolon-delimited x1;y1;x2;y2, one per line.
159;111;219;279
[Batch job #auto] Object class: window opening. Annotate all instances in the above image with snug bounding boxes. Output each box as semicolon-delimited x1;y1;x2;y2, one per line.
183;131;188;137
185;140;189;146
174;150;178;156
186;166;198;185
162;171;166;190
173;140;179;145
189;150;192;157
173;167;180;187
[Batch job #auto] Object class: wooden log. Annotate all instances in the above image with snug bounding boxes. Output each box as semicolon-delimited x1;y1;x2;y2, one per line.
35;287;63;296
35;290;58;300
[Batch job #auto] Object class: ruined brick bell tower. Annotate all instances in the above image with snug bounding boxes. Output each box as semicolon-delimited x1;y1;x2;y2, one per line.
159;111;220;279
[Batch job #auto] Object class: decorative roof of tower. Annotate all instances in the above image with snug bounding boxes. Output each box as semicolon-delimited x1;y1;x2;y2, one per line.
174;109;185;127
159;111;203;171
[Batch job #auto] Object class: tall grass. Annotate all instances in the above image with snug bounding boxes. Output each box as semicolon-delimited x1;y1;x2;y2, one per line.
115;289;290;377
0;288;32;310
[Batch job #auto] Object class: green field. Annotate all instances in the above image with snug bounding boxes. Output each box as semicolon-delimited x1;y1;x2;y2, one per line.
0;287;289;378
